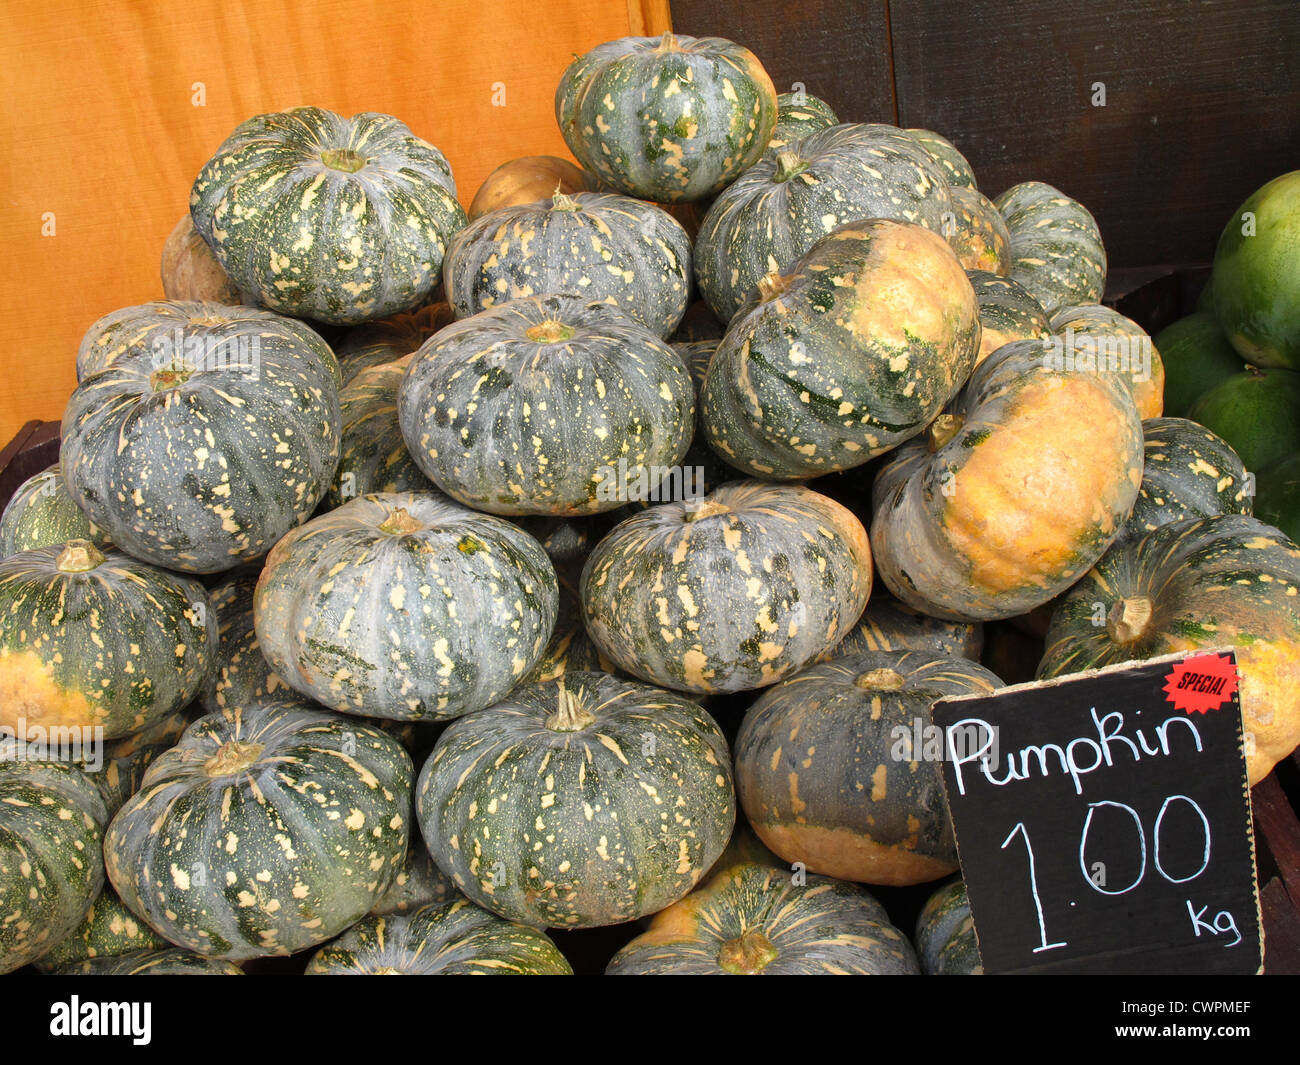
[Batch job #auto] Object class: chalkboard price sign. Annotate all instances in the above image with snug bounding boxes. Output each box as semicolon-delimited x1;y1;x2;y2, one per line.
932;650;1262;974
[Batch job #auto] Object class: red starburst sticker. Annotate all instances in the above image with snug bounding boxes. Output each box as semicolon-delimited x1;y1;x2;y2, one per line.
1163;653;1239;714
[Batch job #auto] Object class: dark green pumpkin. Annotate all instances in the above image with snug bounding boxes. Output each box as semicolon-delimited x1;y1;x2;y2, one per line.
306;898;572;974
202;572;288;714
695;123;953;322
906;129;976;188
0;761;107;974
191;107;467;326
92;705;199;816
735;650;1001;886
606;862;919;974
915;878;982;975
556;33;778;203
820;592;984;662
416;672;735;928
371;840;461;916
701;219;979;480
0;464;110;557
995;181;1107;316
444;191;692;338
398;295;694;516
767;92;839;153
967;270;1051;367
0;541;215;740
105;696;414;960
581;481;873;694
55;948;244;975
34;884;169;972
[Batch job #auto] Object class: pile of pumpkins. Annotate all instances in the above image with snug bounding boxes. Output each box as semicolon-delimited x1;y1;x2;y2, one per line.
2;32;1298;976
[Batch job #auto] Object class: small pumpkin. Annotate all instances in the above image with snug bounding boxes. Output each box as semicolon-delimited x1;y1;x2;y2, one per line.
767;92;839;153
0;463;109;557
1050;303;1165;419
202;571;287;714
91;705;198;816
947;185;1012;274
160;214;244;305
967;270;1051;366
995;181;1107;316
915;878;982;975
468;155;592;220
306;898;572;974
371;840;461;917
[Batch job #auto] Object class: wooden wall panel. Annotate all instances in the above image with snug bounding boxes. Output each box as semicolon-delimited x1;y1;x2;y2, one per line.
0;0;671;448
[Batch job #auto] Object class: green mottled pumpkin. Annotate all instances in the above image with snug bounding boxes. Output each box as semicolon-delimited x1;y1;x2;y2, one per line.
398;295;694;516
736;650;1001;886
62;301;342;574
906;129;976;188
606;862;919;974
995;181;1107;316
202;572;287;714
34;884;169;972
105;696;413;959
947;186;1012;274
820;592;983;662
915;878;982;975
871;338;1144;621
1039;514;1300;786
254;491;558;721
444;192;692;338
695;123;953;322
524;578;620;684
581;481;873;693
701;219;979;480
0;761;107;974
0;464;109;557
306;898;571;974
417;672;734;928
92;705;198;816
967;270;1051;366
1051;303;1165;418
191;107;466;325
1117;417;1251;545
767;92;839;153
55;948;244;975
556;33;777;203
371;840;460;916
0;541;214;740
336;302;455;385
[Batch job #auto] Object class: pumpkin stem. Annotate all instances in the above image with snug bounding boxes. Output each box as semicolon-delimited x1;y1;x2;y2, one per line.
654;32;678;52
525;320;577;344
551;191;581;212
927;414;964;452
320;148;367;173
756;272;789;303
684;499;732;522
1106;596;1154;644
718;929;779;974
379;508;424;536
773;151;809;183
855;667;906;691
55;540;106;573
546;681;596;732
150;366;193;392
204;740;265;777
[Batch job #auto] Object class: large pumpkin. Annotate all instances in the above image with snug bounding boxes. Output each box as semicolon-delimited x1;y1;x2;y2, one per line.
582;481;873;693
0;463;109;557
254;491;559;722
444;191;692;338
995;181;1107;316
398;295;694;516
191;107;467;325
417;672;735;929
694;123;953;322
62;301;341;574
735;650;1002;886
556;33;777;203
700;219;980;480
606;862;919;974
1039;514;1300;785
105;696;413;959
871;337;1144;621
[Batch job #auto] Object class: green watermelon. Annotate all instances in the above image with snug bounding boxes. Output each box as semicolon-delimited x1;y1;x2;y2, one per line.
1253;454;1300;544
1186;366;1300;472
1154;312;1244;418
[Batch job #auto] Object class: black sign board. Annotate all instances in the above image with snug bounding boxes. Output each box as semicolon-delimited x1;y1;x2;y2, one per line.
932;650;1262;974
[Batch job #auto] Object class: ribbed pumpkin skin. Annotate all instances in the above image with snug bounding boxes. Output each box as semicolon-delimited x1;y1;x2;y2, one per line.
444;192;692;338
871;338;1144;621
336;302;455;385
0;761;107;974
767;92;839;153
556;34;777;203
906;128;976;188
1039;515;1300;786
0;543;214;739
398;296;694;516
735;650;1001;886
161;214;244;305
371;841;460;916
967;270;1050;366
105;697;413;960
1117;418;1251;545
190;107;466;326
695;124;953;322
995;181;1107;316
524;580;620;684
62;303;342;574
606;862;919;974
468;155;593;220
1051;303;1166;419
820;593;983;662
418;672;735;928
915;878;982;975
306;899;572;974
701;220;979;480
0;464;109;557
202;573;287;714
582;482;873;694
56;949;244;975
92;706;198;816
947;186;1012;274
328;355;434;509
34;885;169;972
254;492;559;721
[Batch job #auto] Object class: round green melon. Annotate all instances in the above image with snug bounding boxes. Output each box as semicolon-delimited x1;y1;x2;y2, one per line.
0;464;109;557
1253;454;1300;544
1154;312;1245;418
1186;366;1300;472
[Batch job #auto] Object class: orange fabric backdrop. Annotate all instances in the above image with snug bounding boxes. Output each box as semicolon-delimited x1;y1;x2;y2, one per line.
0;0;671;448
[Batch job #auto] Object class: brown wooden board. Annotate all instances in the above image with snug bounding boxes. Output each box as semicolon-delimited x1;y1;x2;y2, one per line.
0;420;60;514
